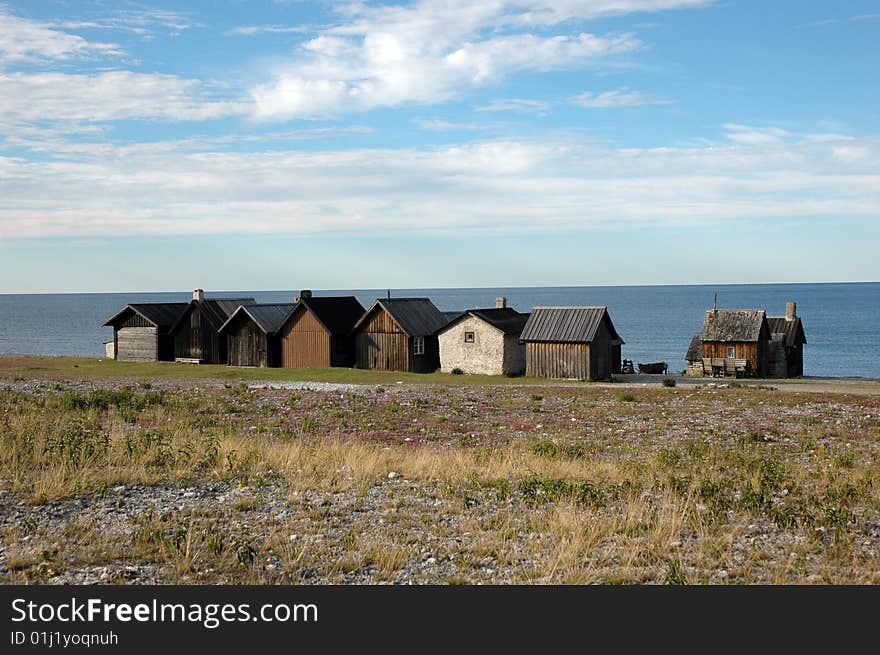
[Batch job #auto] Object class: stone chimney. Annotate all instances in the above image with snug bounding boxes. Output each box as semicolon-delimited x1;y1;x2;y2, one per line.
786;301;797;321
495;297;507;309
193;289;204;302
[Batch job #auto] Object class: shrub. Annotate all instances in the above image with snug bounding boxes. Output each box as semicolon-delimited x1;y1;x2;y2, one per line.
617;392;637;403
451;368;464;375
662;378;676;387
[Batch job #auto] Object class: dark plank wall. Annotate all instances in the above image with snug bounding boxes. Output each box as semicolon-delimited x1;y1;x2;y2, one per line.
227;320;269;368
173;305;225;364
355;308;409;371
280;309;330;368
526;342;592;380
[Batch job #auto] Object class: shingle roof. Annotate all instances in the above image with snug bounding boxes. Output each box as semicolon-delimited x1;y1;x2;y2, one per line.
767;316;807;347
354;298;448;336
439;308;529;336
686;333;702;362
520;306;623;344
103;303;188;328
220;303;297;335
170;297;255;333
298;296;366;335
700;309;767;342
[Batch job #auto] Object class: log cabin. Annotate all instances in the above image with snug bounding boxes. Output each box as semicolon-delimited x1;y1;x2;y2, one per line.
520;306;624;381
699;308;770;377
219;303;296;368
277;292;366;368
168;289;255;364
352;297;450;372
102;302;188;362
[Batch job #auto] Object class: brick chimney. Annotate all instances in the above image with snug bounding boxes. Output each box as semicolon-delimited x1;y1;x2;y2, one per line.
193;288;204;302
495;297;507;309
786;301;797;321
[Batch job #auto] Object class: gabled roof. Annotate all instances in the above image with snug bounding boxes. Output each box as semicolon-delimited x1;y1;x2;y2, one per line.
103;303;188;328
171;297;255;332
685;332;702;362
353;298;448;337
700;309;767;342
520;306;623;344
291;296;367;335
438;307;529;336
219;303;296;335
767;316;807;347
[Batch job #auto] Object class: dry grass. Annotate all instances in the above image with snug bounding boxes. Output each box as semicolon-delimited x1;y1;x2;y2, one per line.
1;378;879;584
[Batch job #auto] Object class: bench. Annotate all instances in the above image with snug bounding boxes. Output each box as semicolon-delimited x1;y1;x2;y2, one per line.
175;357;203;364
724;358;750;378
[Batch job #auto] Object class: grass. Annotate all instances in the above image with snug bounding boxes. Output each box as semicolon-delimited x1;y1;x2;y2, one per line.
1;367;879;584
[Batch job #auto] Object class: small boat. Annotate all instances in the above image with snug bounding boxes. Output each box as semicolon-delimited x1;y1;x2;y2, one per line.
638;362;668;374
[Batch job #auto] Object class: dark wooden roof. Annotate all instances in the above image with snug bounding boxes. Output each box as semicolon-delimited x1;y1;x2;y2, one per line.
171;297;255;333
219;303;297;335
520;306;623;344
767;316;807;346
354;298;448;337
685;332;702;362
103;303;188;328
439;308;530;336
700;309;767;342
296;296;367;335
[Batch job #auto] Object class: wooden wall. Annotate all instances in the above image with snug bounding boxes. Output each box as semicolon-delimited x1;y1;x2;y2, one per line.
116;326;158;362
227;319;269;368
355;308;409;371
280;308;330;368
526;342;592;380
173;304;225;364
702;341;764;376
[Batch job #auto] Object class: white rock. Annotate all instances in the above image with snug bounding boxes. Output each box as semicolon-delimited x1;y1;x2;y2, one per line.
388;471;402;479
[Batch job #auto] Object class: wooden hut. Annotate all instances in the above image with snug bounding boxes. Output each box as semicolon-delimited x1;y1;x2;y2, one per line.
520;306;624;381
169;290;255;364
437;297;529;376
102;302;188;362
699;309;770;377
767;302;807;378
219;303;296;368
352;298;449;372
278;293;366;368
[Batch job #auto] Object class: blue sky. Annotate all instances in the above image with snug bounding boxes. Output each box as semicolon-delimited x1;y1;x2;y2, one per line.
0;0;878;292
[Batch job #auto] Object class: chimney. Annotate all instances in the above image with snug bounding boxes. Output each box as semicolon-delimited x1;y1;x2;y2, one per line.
386;289;391;301
786;301;797;321
193;288;204;302
495;297;507;309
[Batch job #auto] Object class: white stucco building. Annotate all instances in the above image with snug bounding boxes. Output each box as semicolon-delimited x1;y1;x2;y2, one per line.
437;299;529;376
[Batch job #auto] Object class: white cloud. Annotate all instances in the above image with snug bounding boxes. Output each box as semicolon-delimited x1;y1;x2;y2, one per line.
248;0;694;119
225;25;309;36
0;10;121;62
475;98;551;113
1;130;876;239
573;87;673;107
0;71;249;124
414;119;497;131
51;9;200;37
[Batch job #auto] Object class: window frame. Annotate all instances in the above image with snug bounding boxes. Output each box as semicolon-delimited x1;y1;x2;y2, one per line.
464;331;475;343
726;346;735;358
413;336;425;356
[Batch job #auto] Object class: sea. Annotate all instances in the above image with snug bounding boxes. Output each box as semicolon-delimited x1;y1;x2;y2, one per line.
0;283;877;378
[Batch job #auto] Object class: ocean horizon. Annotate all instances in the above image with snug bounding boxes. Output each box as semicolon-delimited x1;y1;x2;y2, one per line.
1;281;878;379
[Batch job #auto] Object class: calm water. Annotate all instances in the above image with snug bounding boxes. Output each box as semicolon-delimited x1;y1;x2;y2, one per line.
0;283;877;378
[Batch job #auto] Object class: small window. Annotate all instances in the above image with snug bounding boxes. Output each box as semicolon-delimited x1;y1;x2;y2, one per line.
413;336;425;356
464;331;475;343
726;346;735;358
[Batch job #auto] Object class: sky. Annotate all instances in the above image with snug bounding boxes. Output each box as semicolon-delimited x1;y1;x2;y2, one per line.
0;0;878;293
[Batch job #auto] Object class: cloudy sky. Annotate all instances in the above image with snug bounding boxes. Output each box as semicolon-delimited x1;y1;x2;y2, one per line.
0;0;878;292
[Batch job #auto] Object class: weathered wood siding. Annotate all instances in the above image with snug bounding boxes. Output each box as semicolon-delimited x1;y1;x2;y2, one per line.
702;341;764;376
526;342;592;380
116;327;158;362
227;320;270;368
173;304;225;364
590;321;613;381
280;308;330;369
355;308;409;371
